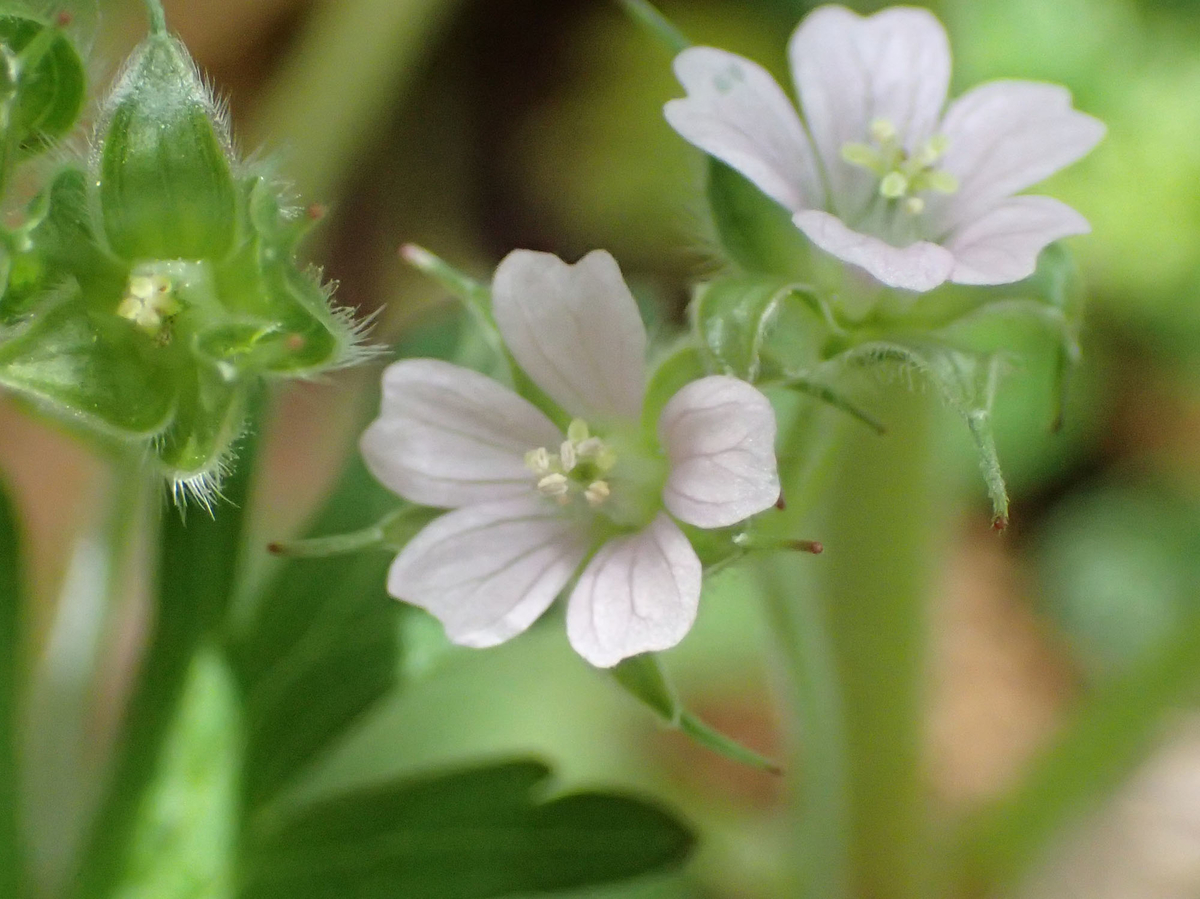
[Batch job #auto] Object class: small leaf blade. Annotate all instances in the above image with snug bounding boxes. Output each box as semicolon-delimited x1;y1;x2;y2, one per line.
240;761;694;899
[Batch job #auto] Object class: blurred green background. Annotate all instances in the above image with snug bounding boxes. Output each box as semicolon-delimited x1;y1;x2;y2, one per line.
5;0;1200;896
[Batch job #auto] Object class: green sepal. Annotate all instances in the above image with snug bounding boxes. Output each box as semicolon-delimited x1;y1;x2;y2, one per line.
98;32;237;260
0;11;86;160
268;504;440;558
641;342;705;432
707;159;812;279
843;339;1010;528
612;654;782;773
0;293;176;437
690;275;826;381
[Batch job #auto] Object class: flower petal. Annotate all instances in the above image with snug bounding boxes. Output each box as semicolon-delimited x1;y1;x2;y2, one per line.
659;375;780;529
492;249;646;423
947;195;1090;286
387;497;591;649
664;46;824;212
933;81;1105;233
566;513;701;668
360;358;561;508
793;209;955;292
789;5;951;219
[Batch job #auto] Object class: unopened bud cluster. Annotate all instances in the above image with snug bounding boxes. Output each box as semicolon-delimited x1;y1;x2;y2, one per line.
0;11;366;502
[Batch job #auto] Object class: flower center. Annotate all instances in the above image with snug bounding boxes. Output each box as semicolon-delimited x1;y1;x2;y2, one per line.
116;273;182;339
841;118;959;216
525;418;616;509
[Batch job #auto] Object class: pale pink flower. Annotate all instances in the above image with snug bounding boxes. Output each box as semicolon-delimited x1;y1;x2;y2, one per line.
361;250;779;667
664;5;1105;292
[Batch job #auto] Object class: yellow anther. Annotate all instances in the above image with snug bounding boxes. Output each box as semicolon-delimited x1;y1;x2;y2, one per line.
879;171;909;199
559;439;577;473
904;196;925;215
117;274;180;336
925;170;959;194
841;142;884;173
567;419;590;443
524;447;553;476
537;473;569;497
584;480;611;507
869;118;897;143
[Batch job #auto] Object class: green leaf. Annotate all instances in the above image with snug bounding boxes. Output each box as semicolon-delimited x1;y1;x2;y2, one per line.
112;648;240;899
230;455;401;811
98;33;237;260
707;160;811;278
0;480;24;899
0;12;87;159
844;339;1010;528
71;404;261;899
240;760;694;899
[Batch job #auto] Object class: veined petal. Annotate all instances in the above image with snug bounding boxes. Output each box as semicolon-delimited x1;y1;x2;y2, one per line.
492;249;646;423
933;81;1105;233
360;358;561;508
665;46;824;212
659;376;780;529
789;5;951;218
387;497;591;649
793;209;955;292
947;195;1090;286
566;514;701;668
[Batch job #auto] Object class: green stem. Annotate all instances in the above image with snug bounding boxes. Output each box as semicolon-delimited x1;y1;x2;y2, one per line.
817;387;940;899
70;422;260;899
0;481;24;899
760;556;850;899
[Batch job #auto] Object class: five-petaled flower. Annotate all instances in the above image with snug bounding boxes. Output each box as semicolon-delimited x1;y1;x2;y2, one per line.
664;4;1105;292
361;250;780;667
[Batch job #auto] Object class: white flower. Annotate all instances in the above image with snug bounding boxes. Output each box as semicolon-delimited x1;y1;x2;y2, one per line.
360;249;780;667
664;5;1105;292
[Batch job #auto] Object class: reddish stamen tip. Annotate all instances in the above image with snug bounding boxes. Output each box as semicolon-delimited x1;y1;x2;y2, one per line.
992;515;1009;533
55;11;72;27
790;540;823;555
267;542;284;555
305;203;327;221
285;333;305;351
774;493;786;511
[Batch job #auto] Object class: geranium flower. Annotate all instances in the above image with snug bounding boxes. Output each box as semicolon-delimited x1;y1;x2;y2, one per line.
664;5;1105;292
360;250;780;667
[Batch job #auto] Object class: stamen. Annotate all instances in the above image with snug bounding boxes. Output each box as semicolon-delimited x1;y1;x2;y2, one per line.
904;196;925;215
116;274;180;336
524;447;553;476
879;171;909;199
841;142;884;173
925;170;959;194
559;440;577;473
584;480;610;507
567;419;590;443
869;118;897;143
537;473;569;497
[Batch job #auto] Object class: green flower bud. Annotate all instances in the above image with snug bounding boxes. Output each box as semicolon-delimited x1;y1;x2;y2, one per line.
98;30;236;260
0;13;367;503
